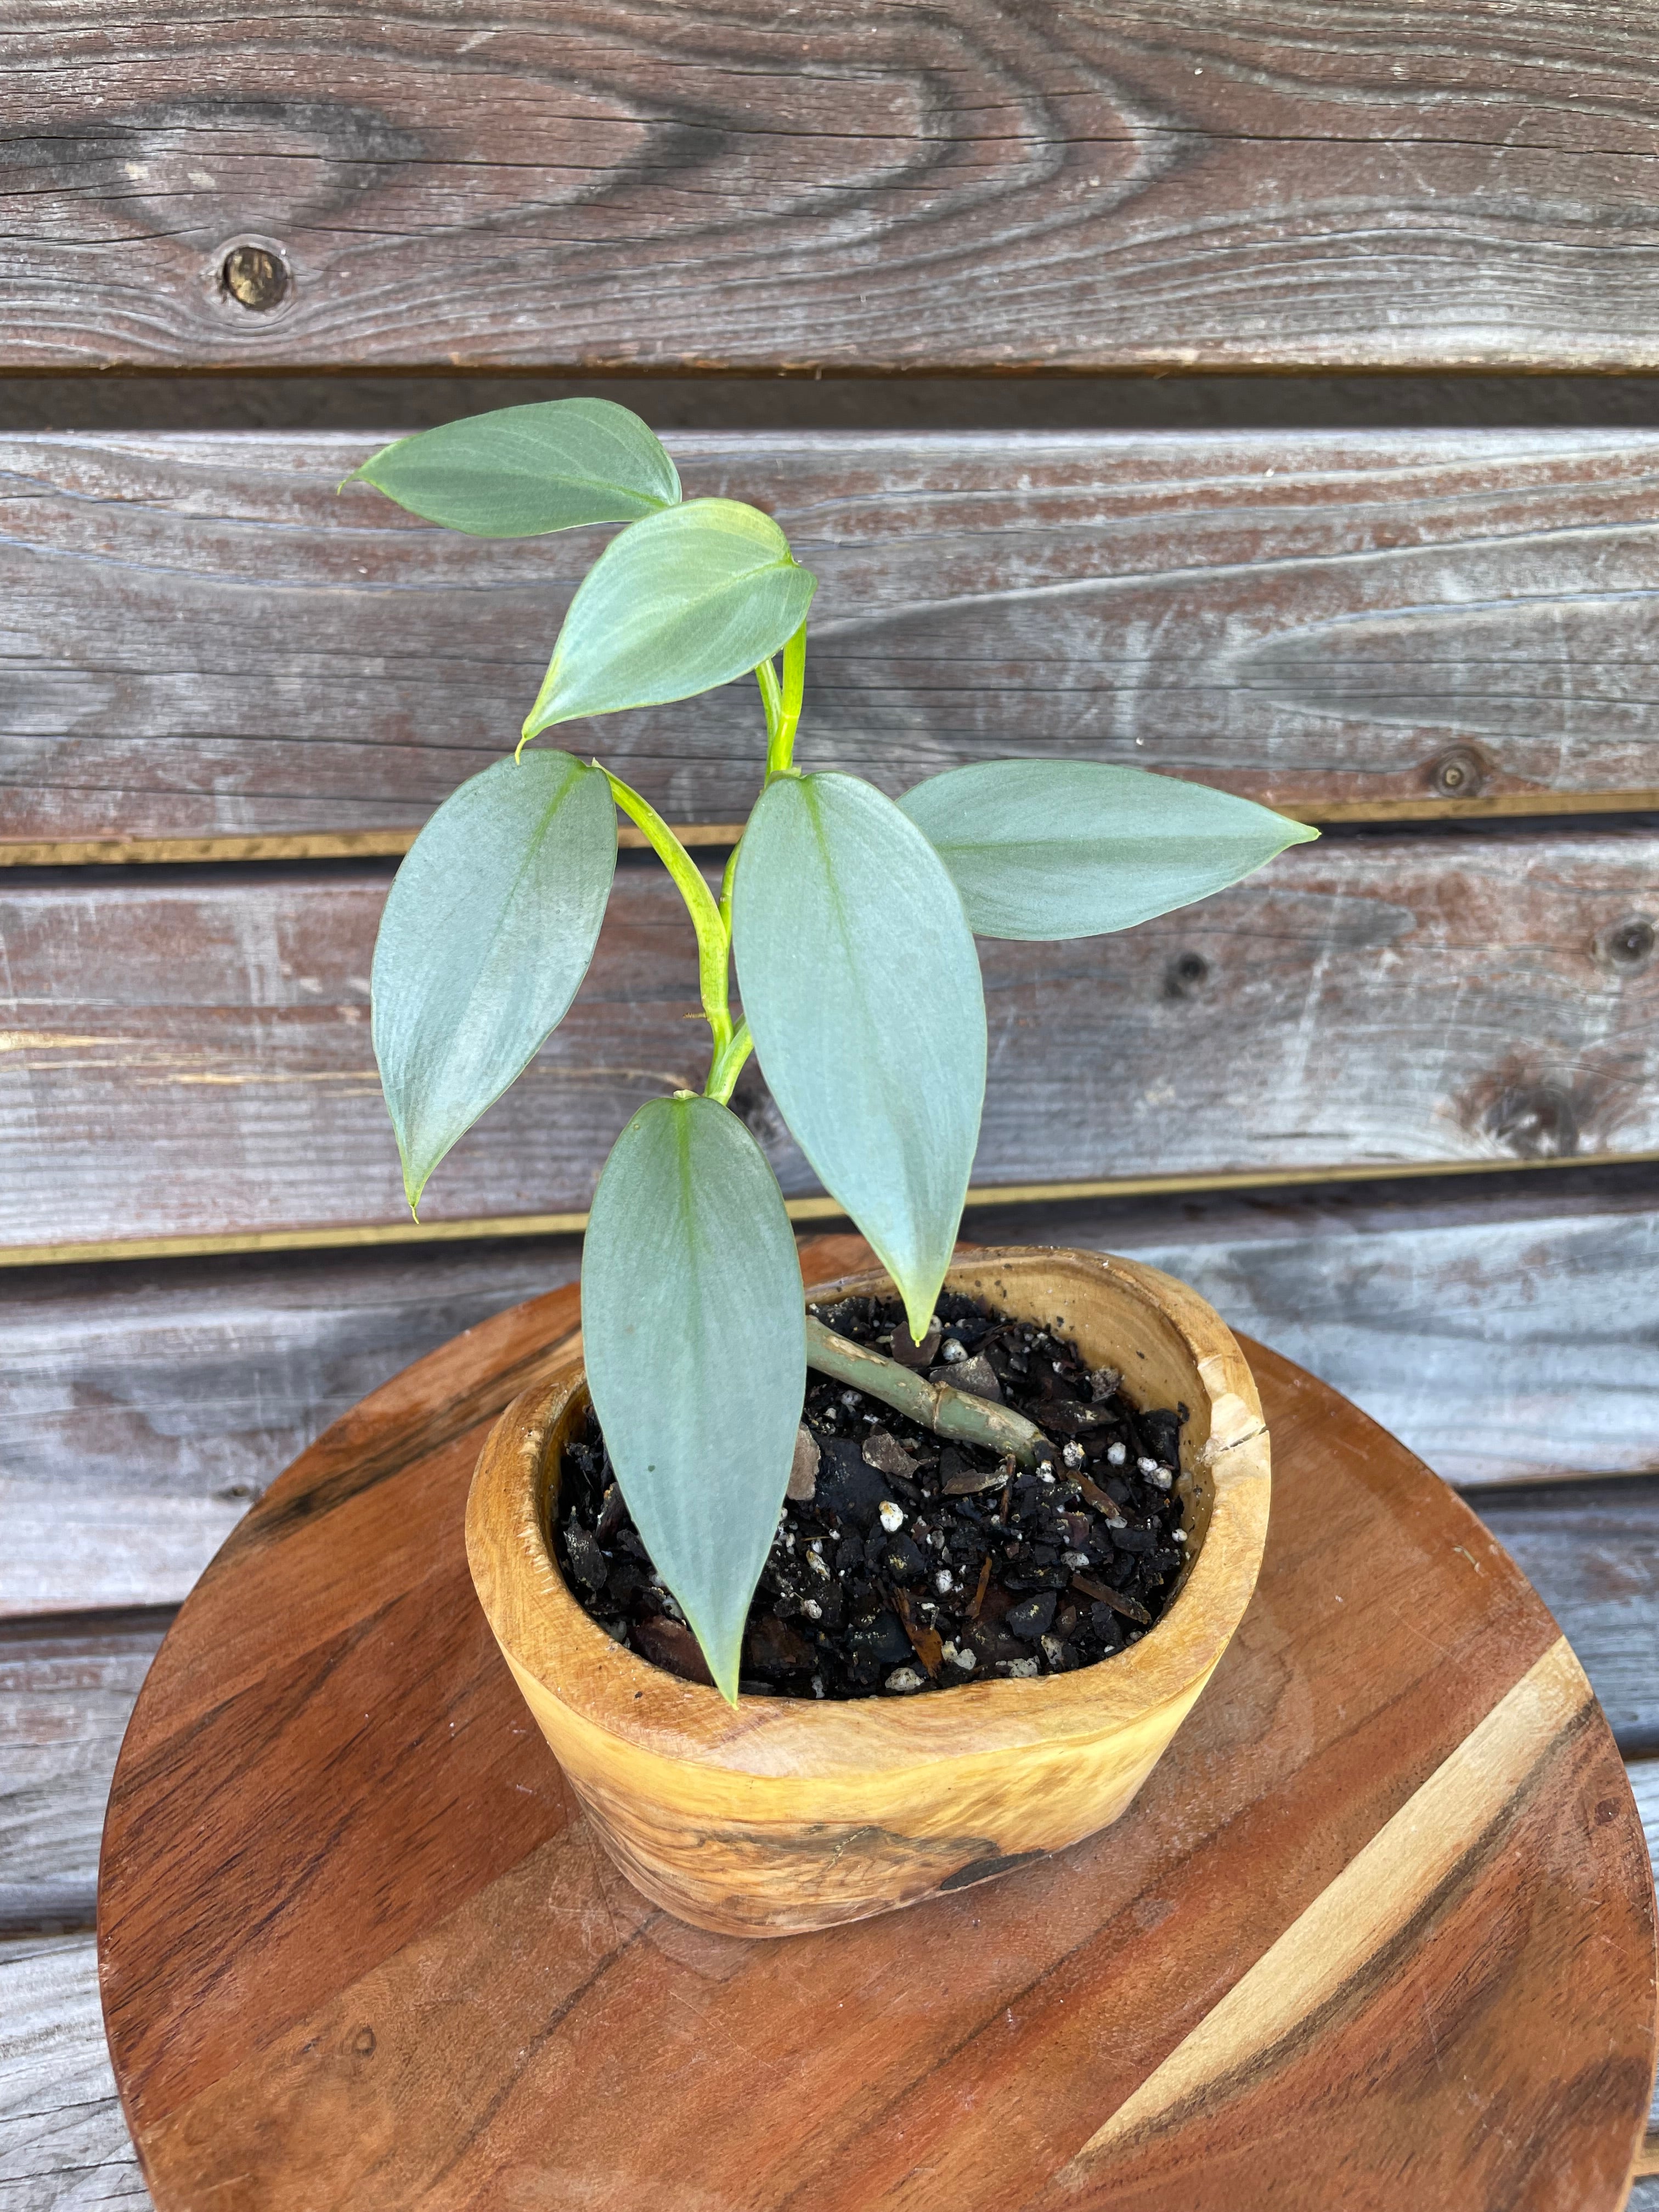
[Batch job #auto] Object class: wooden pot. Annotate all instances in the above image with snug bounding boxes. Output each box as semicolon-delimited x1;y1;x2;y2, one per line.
465;1246;1270;1938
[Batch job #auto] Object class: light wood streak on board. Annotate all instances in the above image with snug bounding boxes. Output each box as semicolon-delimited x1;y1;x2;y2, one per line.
9;432;1659;836
1059;1637;1594;2182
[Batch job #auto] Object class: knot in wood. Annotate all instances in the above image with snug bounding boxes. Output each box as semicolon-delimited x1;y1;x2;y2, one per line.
221;243;289;311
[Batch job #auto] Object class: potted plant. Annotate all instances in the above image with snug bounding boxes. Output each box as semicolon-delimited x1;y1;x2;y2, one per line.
353;401;1311;1935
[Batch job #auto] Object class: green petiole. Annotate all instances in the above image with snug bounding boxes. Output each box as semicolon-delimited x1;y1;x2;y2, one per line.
759;620;807;780
600;766;755;1104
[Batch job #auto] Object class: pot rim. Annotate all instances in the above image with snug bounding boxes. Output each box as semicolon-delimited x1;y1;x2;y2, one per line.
466;1245;1270;1782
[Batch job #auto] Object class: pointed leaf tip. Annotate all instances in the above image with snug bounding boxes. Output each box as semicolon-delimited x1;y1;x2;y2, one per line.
521;499;816;737
582;1096;805;1700
372;752;617;1203
899;759;1324;940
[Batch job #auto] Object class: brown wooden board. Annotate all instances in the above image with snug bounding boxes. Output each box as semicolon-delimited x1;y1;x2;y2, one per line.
3;832;1656;1257
5;1170;1659;1616
10;5;1659;373
94;1239;1657;2212
9;1494;1658;1950
9;430;1659;844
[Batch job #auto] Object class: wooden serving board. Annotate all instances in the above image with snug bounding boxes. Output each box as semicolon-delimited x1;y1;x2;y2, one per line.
97;1238;1658;2211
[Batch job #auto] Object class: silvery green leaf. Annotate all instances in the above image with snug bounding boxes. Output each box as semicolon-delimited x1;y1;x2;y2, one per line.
522;499;816;738
582;1094;805;1702
372;752;617;1210
732;771;984;1341
348;399;680;537
898;759;1319;939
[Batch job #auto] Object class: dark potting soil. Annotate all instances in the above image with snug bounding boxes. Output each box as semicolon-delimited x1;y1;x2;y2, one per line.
554;1291;1191;1700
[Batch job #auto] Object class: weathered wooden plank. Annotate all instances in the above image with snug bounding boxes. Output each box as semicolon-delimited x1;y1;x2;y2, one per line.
0;1246;582;1613
1474;1481;1659;1758
4;1170;1658;1613
976;1172;1659;1492
9;3;1659;373
2;831;1656;1255
0;1616;173;1933
9;430;1659;841
0;1935;146;2209
1635;1759;1659;2158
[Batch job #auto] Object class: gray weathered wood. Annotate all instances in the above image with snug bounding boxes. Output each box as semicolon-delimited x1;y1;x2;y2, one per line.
9;3;1659;373
0;1936;145;2209
1633;1759;1659;2151
4;1172;1658;1611
0;1618;172;1933
8;429;1659;843
1474;1481;1659;1758
0;1245;583;1613
3;832;1657;1256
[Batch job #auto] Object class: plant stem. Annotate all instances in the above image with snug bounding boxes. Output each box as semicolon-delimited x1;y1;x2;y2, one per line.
718;841;741;939
766;621;808;778
755;656;783;756
600;769;741;1084
706;1018;753;1105
805;1317;1047;1468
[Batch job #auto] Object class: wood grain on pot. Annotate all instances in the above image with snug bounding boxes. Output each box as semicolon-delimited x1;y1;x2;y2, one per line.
466;1250;1270;1937
2;833;1655;1256
10;4;1659;372
9;430;1659;845
94;1244;1657;2212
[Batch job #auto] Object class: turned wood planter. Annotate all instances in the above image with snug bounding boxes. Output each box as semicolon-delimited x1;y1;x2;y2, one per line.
466;1246;1270;1937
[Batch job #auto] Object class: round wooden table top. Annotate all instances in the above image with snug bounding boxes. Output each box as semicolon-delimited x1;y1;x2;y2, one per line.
98;1237;1657;2212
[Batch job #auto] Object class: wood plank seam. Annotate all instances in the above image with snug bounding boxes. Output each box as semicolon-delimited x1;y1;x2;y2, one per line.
5;1150;1657;1271
8;788;1659;870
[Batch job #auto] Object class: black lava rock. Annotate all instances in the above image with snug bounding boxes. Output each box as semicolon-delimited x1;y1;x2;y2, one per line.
1008;1591;1058;1641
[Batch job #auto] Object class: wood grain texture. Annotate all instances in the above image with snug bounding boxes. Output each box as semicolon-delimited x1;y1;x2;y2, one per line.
95;1242;1657;2211
6;1489;1656;1951
10;430;1659;839
467;1249;1269;1936
0;1615;173;1936
10;4;1659;372
0;1243;585;1613
5;1169;1659;1618
1473;1478;1659;1760
3;832;1655;1252
0;1935;146;2211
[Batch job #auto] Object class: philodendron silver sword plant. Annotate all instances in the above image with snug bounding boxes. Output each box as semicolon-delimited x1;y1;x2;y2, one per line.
354;401;1316;1700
